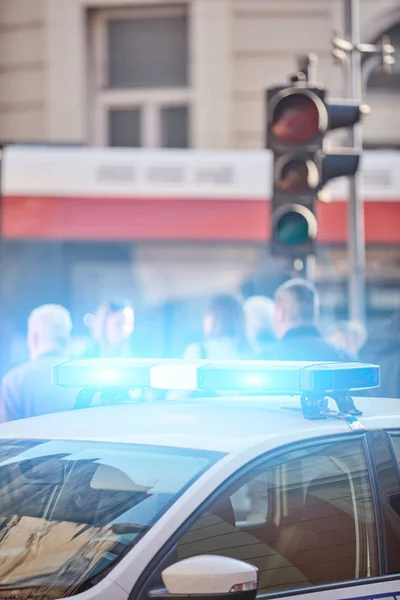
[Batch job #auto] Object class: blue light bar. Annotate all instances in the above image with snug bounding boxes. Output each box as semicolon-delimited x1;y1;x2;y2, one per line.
300;362;380;392
53;359;380;394
53;358;158;389
196;361;304;392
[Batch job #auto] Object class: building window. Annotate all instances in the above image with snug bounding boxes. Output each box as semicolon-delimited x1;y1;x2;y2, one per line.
90;6;190;148
108;108;142;147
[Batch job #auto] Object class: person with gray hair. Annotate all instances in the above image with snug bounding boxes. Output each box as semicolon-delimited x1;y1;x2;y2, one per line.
273;279;352;362
0;304;76;423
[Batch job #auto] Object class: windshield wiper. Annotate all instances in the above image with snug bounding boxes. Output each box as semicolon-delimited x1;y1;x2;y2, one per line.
111;523;150;535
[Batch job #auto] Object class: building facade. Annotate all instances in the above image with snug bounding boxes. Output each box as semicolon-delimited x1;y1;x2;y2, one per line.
0;0;399;149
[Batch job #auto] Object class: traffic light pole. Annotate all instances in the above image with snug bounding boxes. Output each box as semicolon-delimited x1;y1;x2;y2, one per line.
335;0;395;323
344;0;366;325
266;38;394;279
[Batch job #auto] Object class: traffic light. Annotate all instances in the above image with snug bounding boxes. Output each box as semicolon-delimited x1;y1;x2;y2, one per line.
266;81;365;258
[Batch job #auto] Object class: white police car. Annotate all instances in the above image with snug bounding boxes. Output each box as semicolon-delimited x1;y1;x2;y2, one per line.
1;359;400;600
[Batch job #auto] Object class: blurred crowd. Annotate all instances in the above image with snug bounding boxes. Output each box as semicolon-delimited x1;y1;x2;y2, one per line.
0;277;394;424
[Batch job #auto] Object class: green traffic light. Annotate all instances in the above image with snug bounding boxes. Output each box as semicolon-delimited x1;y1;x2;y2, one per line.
276;211;311;245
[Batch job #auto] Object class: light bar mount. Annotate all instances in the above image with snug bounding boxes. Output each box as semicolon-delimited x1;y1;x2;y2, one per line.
74;387;136;409
300;390;362;421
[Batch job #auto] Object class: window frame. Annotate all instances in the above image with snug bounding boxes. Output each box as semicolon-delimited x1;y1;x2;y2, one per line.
367;429;400;578
132;432;386;600
89;5;191;147
381;429;400;502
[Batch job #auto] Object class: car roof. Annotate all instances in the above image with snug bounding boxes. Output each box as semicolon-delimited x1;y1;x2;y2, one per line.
0;396;399;454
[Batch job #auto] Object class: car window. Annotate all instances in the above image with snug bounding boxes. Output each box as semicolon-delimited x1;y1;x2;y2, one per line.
0;439;223;600
174;438;378;596
381;433;400;574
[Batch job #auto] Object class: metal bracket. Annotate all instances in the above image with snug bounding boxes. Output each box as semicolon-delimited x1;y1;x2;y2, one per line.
300;393;329;420
100;388;133;405
330;391;362;416
332;32;395;73
339;414;365;431
74;388;97;409
300;391;362;421
73;387;134;409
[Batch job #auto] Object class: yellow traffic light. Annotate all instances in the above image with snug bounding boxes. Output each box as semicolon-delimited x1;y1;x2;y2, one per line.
275;157;319;194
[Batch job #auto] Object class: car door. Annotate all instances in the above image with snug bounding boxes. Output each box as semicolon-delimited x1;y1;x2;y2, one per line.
370;429;400;584
134;432;400;600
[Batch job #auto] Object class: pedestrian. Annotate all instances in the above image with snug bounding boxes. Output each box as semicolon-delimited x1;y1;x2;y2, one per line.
327;320;367;360
167;295;251;400
361;313;400;398
83;299;135;358
243;295;276;358
183;294;251;361
272;279;353;361
0;304;76;423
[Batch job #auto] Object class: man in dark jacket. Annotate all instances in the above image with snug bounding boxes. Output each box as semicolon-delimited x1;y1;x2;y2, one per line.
360;313;400;398
272;279;352;362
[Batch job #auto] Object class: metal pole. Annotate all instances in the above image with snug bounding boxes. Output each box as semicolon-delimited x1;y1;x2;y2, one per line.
305;255;316;282
344;0;366;323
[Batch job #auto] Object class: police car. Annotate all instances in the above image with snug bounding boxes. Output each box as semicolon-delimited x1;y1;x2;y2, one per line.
1;358;400;600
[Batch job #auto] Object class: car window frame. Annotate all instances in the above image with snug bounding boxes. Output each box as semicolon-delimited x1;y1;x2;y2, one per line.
375;429;400;576
132;431;385;600
384;430;400;483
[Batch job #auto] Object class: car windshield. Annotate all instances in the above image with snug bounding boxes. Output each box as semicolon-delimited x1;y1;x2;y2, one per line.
0;439;223;599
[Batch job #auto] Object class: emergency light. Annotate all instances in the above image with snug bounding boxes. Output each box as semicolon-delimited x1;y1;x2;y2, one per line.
53;358;380;394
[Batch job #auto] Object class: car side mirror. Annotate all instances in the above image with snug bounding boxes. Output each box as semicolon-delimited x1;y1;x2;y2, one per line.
151;555;258;600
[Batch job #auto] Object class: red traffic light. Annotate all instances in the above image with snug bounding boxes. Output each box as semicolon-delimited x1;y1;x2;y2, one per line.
270;91;327;146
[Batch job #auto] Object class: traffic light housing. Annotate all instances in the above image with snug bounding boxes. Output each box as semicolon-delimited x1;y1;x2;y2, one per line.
266;81;365;259
267;86;328;151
